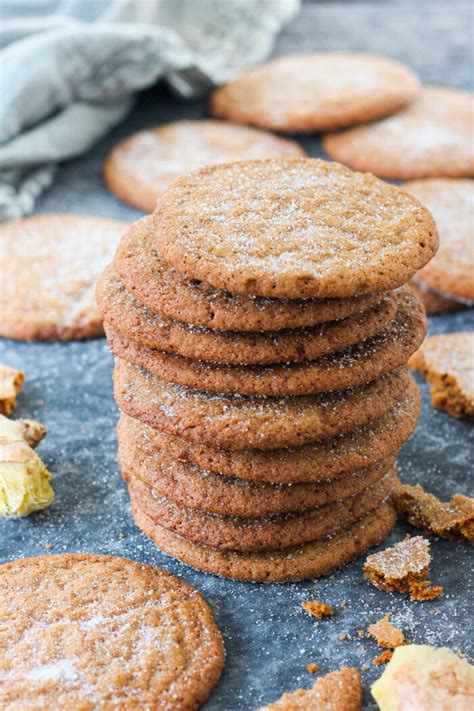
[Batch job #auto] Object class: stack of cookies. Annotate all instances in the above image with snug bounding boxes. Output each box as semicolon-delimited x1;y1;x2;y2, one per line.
97;158;438;583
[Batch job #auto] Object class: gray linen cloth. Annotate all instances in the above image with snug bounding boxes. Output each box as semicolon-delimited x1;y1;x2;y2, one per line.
0;0;299;220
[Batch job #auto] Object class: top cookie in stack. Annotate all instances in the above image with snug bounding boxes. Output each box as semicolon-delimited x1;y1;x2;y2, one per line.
97;158;437;583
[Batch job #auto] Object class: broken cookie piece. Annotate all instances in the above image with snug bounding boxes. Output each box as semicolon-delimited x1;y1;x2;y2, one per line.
409;332;474;419
364;536;443;601
368;614;405;649
0;415;54;517
257;667;361;710
372;650;393;666
395;483;474;543
0;365;24;416
371;644;474;710
301;600;334;619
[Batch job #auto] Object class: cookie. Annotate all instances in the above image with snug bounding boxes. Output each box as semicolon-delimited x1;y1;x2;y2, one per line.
114;361;411;450
409;332;474;419
118;380;419;484
127;469;398;551
0;214;127;341
131;500;397;582
99;268;397;365
118;417;396;516
210;52;420;132
324;87;474;180
409;280;463;315
152;158;438;299
257;667;362;711
112;217;384;332
106;287;426;396
103;120;305;212
394;484;474;542
404;179;474;303
0;554;224;709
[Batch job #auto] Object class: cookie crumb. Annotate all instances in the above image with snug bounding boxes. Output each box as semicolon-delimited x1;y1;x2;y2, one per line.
339;633;347;641
373;650;394;665
301;600;334;619
368;614;405;648
44;543;52;550
256;667;361;710
0;365;24;415
307;662;319;673
364;535;442;599
361;664;368;671
394;483;474;542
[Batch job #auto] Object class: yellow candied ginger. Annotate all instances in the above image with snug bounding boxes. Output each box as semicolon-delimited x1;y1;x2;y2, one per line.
0;415;54;517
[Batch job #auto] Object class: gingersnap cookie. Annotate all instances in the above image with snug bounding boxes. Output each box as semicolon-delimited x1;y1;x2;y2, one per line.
210;53;420;132
409;280;464;315
0;214;127;341
404;179;474;303
104;120;305;212
409;332;474;419
152;158;438;299
131;500;397;582
107;287;425;396
118;380;419;483
119;415;395;515
127;469;398;551
112;217;384;332
99;268;396;365
257;667;362;711
114;360;410;450
324;87;474;180
0;554;224;709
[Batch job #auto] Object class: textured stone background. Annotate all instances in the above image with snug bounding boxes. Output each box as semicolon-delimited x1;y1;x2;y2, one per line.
1;2;473;708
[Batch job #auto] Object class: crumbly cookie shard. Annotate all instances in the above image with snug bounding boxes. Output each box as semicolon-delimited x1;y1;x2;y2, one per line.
404;179;474;302
152;158;438;299
324;86;474;179
211;52;420;132
409;332;474;419
371;645;474;710
0;415;53;517
0;365;24;415
367;614;405;648
103;119;305;211
394;483;474;543
301;601;334;619
111;216;384;333
0;214;127;341
256;667;362;710
0;554;224;710
373;650;393;665
364;535;443;601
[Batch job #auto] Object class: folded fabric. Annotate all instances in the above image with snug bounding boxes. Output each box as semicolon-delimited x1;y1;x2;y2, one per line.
0;0;299;220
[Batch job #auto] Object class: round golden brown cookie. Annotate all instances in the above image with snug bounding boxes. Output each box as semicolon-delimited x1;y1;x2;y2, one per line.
106;287;426;396
409;332;474;419
324;87;474;180
118;380;420;484
98;268;397;365
404;179;474;303
127;470;398;551
111;217;384;332
152;158;438;299
114;361;411;450
409;280;464;315
0;554;224;709
131;501;398;582
210;53;420;132
103;120;305;212
118;416;396;516
0;214;127;341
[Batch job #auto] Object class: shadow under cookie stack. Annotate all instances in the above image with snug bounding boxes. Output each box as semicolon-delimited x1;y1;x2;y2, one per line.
97;158;438;583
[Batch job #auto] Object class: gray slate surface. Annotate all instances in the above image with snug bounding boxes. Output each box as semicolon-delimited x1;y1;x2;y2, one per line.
1;2;473;709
